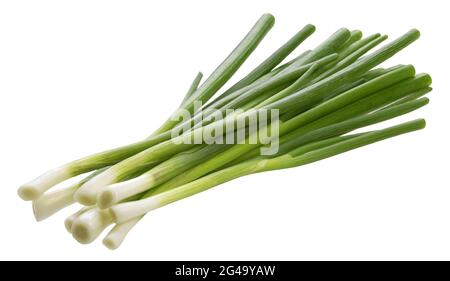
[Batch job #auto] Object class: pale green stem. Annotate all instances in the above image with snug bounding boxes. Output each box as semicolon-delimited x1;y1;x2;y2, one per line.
109;119;425;223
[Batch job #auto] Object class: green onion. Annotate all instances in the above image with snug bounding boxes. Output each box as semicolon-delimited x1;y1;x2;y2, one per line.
336;30;363;52
71;208;113;244
109;119;425;223
64;206;92;233
17;15;432;250
202;53;337;115
308;35;388;85
103;65;419;204
287;28;351;68
336;33;380;61
18;13;276;201
215;24;316;100
160;13;275;117
77;73;428;206
384;87;432;108
97;144;232;209
180;72;203;108
103;217;142;250
266;29;420;115
140;97;428;200
76;55;425;206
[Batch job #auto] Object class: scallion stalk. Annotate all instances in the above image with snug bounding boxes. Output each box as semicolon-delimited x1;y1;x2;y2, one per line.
64;206;93;233
140;96;427;200
179;72;203;107
75;68;429;205
18;13;276;200
71;208;113;244
157;13;276;129
102;217;142;250
266;29;421;115
215;24;316;100
17;15;432;250
109;119;425;223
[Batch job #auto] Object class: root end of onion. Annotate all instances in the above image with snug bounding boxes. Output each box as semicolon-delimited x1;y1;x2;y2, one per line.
18;185;40;201
71;221;94;244
73;191;97;206
97;190;116;209
102;237;119;250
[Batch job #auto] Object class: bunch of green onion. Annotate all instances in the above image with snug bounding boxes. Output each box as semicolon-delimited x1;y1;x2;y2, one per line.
18;14;432;249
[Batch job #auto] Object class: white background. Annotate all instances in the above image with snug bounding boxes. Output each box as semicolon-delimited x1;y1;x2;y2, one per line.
1;0;449;260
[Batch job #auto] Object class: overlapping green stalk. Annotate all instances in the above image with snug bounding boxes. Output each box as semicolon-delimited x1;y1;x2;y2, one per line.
18;14;432;250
